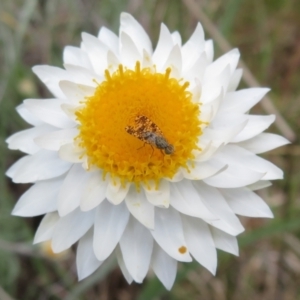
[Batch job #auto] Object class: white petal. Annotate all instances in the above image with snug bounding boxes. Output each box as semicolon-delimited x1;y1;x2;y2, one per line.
81;32;108;75
52;208;94;253
232;115;276;142
171;31;182;46
151;243;177;290
16;103;43;126
107;50;120;71
204;40;214;63
120;217;153;283
24;99;75;129
120;13;152;55
204;49;240;80
33;212;59;244
201;65;231;103
189;79;201;103
183;52;208;82
63;64;102;86
182;23;205;69
59;143;85;163
210;112;247;129
165;169;184;182
11;150;72;183
12;177;62;217
182;160;227;180
6;155;31;179
80;171;108;211
98;27;119;54
143;179;170;208
77;229;103;280
60;103;77;123
211;227;239;256
247;180;272;190
63;46;93;70
200;88;224;123
201;120;247;145
237;133;290;154
141;49;152;68
151;207;192;262
93;201;129;261
106;177;130;205
170;180;216;220
59;80;96;105
32;65;69;99
34;128;78;151
115;245;133;284
120;32;141;69
58;164;91;216
215;144;283;180
220;187;273;218
125;186;154;229
194;141;221;162
227;68;243;92
6;125;54;154
193;182;245;236
220;88;270;114
182;215;217;274
203;157;265;188
152;23;173;71
162;44;182;78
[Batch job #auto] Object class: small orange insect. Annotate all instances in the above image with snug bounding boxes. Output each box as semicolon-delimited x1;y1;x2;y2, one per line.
125;115;174;155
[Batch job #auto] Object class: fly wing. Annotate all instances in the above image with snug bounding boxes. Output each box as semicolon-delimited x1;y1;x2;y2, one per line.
135;115;164;137
125;125;146;142
125;115;165;145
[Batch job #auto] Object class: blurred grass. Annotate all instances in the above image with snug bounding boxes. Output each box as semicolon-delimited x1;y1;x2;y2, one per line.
0;0;300;299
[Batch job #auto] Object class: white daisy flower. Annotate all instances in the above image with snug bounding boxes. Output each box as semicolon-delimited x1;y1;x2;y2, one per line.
7;13;289;290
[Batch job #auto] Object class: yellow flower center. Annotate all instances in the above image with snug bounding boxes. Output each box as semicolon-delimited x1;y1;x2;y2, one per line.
75;62;202;186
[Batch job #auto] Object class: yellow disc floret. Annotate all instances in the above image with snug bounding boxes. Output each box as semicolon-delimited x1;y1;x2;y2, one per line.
75;62;202;186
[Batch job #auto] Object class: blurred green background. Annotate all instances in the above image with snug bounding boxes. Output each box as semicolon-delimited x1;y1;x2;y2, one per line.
0;0;300;299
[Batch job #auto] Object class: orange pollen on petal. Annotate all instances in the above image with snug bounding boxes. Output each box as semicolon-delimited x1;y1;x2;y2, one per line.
75;62;203;187
178;246;187;254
